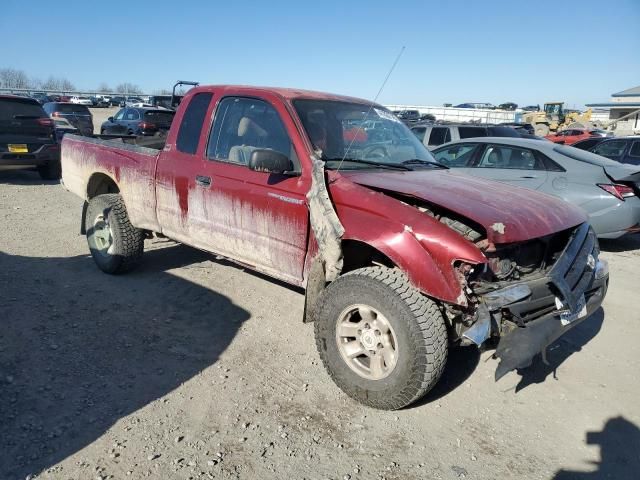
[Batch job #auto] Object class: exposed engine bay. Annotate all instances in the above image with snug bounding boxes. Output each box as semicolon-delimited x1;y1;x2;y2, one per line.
405;196;609;379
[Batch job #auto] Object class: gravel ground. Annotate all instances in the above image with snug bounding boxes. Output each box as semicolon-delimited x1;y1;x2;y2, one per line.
1;170;639;480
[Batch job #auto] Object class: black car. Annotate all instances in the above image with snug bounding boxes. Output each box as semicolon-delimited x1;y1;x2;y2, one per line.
109;96;127;107
42;102;94;136
100;107;175;136
498;102;518;111
396;109;421;125
589;136;640;166
30;92;53;104
500;122;535;135
0;95;61;179
571;137;607;151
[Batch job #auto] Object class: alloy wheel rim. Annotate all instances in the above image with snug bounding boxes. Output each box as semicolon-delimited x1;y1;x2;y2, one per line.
335;304;398;380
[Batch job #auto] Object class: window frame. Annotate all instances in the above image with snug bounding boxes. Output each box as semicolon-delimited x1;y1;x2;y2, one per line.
432;143;481;167
428;126;451;147
628;141;640;158
205;95;298;170
472;143;546;171
176;91;214;155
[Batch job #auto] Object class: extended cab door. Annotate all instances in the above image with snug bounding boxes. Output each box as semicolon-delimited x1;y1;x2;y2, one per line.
155;90;310;285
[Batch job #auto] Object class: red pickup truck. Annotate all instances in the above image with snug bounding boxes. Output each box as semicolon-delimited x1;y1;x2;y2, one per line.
61;85;609;409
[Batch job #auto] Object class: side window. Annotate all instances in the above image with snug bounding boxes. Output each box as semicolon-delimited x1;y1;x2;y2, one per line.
428;127;451;146
114;109;125;121
628;141;640;158
125;109;139;121
176;92;213;154
593;140;626;158
411;127;426;142
458;127;486;139
477;145;542;170
433;144;479;167
207;97;296;167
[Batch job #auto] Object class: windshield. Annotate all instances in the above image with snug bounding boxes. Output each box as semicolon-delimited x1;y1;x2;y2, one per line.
293;99;437;169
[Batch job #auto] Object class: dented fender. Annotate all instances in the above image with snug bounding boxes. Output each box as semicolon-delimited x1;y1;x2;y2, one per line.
328;174;487;306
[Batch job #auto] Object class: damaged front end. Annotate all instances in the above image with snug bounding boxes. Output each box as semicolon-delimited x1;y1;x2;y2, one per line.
451;222;609;380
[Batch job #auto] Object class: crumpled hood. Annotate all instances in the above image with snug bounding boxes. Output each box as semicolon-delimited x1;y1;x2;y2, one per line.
339;169;586;243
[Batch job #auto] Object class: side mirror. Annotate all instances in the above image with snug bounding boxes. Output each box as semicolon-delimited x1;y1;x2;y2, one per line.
107;117;114;122
248;149;294;174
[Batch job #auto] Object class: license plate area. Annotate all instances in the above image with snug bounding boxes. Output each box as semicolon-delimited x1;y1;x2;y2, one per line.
8;144;28;153
556;294;587;326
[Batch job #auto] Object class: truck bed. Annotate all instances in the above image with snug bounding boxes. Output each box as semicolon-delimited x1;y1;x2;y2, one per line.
61;134;161;231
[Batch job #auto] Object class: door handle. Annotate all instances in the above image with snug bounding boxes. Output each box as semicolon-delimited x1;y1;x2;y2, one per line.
195;175;212;187
520;175;537;179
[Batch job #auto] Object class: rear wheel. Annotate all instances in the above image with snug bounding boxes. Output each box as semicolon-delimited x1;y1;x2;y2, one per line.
85;194;144;274
314;266;448;410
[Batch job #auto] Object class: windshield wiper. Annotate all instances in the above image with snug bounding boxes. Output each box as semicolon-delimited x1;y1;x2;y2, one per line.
323;157;412;171
401;159;449;169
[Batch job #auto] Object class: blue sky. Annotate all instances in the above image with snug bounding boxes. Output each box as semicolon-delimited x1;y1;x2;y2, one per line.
2;0;639;108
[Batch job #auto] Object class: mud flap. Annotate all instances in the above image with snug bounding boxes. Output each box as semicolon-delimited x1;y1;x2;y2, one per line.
494;313;588;380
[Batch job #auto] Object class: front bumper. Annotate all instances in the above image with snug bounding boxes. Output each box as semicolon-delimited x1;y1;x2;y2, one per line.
476;223;610;379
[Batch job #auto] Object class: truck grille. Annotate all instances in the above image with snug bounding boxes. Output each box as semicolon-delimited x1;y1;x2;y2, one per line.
548;222;597;312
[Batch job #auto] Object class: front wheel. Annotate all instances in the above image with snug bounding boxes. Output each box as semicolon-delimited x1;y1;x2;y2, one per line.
85;194;144;274
314;266;448;410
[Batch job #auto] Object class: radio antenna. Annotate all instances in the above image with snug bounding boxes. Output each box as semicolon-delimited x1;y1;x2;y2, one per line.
336;46;405;172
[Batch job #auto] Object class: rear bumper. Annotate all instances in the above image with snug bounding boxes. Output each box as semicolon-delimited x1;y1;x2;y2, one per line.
0;144;60;169
589;196;640;239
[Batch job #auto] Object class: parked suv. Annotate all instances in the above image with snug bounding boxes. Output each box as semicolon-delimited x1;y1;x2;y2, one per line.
43;102;94;136
100;107;175;136
0;95;61;179
411;123;520;149
590;136;640;166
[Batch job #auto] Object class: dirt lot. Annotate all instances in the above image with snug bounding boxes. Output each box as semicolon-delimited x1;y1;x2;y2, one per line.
1;170;639;480
90;107;120;134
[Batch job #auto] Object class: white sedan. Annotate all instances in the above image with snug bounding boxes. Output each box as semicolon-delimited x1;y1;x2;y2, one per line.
69;96;93;105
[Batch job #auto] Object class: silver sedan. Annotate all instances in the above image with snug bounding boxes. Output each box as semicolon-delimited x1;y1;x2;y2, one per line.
431;137;640;238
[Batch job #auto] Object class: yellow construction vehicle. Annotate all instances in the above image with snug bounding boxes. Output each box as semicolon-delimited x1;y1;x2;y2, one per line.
522;102;597;136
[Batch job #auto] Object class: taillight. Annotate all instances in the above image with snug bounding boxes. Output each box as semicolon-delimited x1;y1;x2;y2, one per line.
597;183;635;200
36;117;54;127
138;122;157;130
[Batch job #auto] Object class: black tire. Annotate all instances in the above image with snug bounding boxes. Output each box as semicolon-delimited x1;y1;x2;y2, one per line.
314;266;448;410
37;159;62;180
85;194;144;274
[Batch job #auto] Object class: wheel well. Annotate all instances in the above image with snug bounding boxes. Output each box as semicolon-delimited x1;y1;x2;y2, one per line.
87;173;119;199
341;239;395;273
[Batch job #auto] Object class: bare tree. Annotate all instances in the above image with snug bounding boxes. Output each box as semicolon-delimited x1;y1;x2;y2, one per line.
40;76;75;92
98;82;111;93
0;68;30;89
60;79;75;91
115;83;142;94
152;88;172;95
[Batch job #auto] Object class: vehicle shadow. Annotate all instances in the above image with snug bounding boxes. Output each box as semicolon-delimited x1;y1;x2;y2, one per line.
410;345;481;408
553;416;640;479
511;308;605;392
0;245;250;480
0;169;59;186
599;234;640;252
